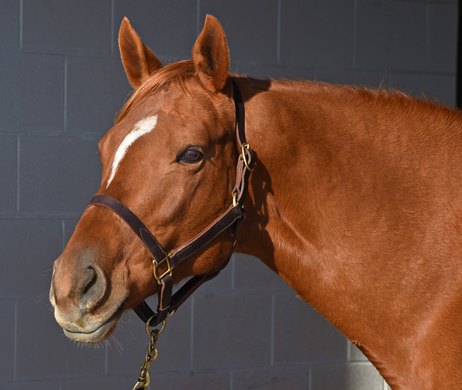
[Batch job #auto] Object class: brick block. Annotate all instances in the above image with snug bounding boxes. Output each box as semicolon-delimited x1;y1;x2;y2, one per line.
0;219;62;298
314;69;391;89
199;0;278;63
113;0;197;60
0;0;19;49
356;0;426;71
0;136;17;214
150;371;230;390
67;56;131;134
192;292;271;369
0;301;15;381
232;367;307;390
311;362;383;390
280;0;355;67
63;372;230;390
426;3;458;73
22;0;111;54
16;300;105;379
0;381;60;390
61;376;134;390
389;72;456;107
233;254;289;292
107;304;191;375
19;136;101;215
273;293;347;364
0;52;64;133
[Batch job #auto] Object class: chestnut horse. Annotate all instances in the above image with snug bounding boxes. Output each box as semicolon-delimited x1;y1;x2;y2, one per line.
50;15;462;389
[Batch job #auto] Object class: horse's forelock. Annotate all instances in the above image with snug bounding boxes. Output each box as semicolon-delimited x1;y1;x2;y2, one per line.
115;60;196;124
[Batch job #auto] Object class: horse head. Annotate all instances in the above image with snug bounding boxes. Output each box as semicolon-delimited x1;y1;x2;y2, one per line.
50;15;245;343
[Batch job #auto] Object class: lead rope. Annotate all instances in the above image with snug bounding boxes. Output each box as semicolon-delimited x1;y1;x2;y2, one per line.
131;319;166;390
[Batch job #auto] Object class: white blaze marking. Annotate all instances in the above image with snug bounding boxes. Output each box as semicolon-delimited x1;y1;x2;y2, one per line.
106;115;158;188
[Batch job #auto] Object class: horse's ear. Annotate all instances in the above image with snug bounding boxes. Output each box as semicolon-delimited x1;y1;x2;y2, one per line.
192;15;230;92
118;17;162;89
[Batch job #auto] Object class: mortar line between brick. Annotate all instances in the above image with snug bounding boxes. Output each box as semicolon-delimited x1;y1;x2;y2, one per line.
276;0;281;64
111;0;115;55
61;219;66;250
353;0;358;68
196;0;201;35
16;137;20;214
189;296;195;369
13;300;18;379
105;343;109;375
19;0;23;49
424;2;429;72
346;339;351;361
270;293;275;366
63;57;68;132
231;254;236;289
307;363;312;390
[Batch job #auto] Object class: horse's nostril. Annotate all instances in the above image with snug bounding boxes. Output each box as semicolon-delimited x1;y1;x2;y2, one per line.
80;265;106;310
82;266;97;296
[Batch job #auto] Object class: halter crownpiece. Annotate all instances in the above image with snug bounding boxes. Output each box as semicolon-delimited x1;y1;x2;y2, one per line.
87;78;254;389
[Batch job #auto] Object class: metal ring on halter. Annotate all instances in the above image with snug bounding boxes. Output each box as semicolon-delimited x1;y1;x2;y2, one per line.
145;316;167;336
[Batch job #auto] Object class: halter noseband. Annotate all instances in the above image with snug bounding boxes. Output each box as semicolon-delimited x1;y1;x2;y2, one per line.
87;78;254;328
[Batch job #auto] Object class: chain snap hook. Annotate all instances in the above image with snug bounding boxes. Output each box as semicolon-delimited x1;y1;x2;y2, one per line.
131;317;167;390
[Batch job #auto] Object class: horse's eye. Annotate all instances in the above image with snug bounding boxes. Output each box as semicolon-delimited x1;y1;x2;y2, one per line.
178;148;204;164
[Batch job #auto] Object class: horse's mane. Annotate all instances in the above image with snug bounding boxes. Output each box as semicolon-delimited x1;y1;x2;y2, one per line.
272;78;462;130
116;60;461;129
115;60;196;123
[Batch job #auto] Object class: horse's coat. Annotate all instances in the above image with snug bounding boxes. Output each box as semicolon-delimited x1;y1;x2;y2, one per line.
106;114;158;188
49;15;462;389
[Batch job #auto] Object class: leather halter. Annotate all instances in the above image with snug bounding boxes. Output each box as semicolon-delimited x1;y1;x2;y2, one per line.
87;78;254;328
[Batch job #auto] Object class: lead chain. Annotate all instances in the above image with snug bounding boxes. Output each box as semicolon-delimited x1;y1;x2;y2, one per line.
132;320;166;390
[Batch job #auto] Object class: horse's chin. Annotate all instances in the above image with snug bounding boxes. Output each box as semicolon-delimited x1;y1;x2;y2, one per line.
55;298;126;344
62;309;122;344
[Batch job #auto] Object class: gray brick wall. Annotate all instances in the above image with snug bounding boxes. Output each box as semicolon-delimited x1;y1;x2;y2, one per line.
0;1;456;389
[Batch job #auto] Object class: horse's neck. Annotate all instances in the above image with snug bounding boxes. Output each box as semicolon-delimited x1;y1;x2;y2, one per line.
236;78;462;387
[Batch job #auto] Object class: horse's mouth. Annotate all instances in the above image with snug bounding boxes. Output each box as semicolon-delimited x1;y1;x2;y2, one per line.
62;306;124;344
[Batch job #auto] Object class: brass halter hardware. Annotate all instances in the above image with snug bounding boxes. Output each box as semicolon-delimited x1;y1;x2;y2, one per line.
240;143;254;172
232;190;239;207
131;318;166;390
233;143;253;207
152;252;173;285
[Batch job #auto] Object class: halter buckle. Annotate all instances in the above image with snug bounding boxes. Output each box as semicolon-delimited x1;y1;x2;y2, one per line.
152;253;173;285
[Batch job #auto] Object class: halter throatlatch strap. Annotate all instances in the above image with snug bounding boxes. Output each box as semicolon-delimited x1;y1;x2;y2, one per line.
87;77;254;329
